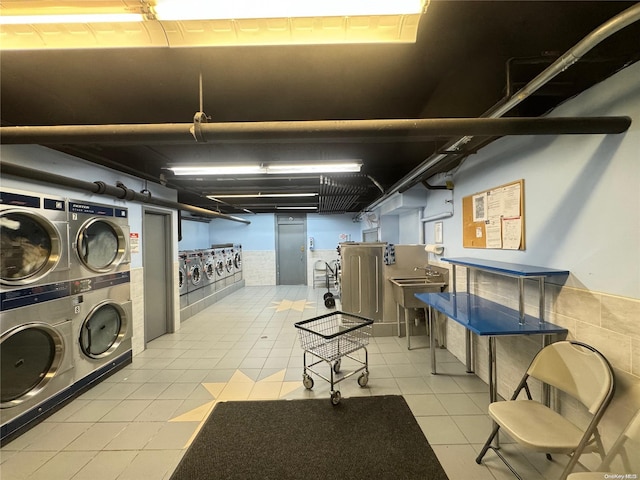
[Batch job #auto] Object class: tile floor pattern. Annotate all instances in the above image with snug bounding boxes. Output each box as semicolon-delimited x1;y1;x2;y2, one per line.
1;286;595;480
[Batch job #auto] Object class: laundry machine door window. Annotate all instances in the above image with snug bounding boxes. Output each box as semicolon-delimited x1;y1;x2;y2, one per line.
179;269;184;289
77;220;126;273
1;325;63;406
80;303;126;358
204;262;214;280
1;212;61;285
234;253;241;269
190;266;202;286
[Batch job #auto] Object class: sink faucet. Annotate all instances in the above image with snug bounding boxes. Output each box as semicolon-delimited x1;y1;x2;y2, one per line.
414;265;441;277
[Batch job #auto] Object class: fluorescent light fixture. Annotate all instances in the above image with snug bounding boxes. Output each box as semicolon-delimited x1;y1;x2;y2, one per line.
208;193;318;199
154;0;426;21
0;13;145;25
169;161;362;176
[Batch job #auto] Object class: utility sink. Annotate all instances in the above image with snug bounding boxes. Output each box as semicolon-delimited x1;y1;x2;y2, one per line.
389;277;446;308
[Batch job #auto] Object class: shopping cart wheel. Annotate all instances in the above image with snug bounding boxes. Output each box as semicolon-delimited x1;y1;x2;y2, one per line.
330;390;341;405
323;292;333;300
303;374;314;390
324;296;336;308
357;372;369;387
333;359;341;374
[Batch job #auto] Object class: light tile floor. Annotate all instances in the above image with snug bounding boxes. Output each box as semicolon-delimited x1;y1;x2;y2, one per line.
1;286;590;479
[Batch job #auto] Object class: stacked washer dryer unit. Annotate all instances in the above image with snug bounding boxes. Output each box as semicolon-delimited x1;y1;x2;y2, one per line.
1;188;76;443
201;249;216;298
232;244;243;284
67;200;132;390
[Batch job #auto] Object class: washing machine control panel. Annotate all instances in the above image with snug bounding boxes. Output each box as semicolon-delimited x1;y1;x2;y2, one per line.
70;271;131;295
0;281;70;311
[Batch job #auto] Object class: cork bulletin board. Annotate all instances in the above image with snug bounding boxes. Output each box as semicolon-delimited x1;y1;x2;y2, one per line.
462;179;525;250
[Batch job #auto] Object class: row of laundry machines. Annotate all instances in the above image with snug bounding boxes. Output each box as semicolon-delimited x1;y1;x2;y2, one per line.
178;244;242;309
1;187;133;443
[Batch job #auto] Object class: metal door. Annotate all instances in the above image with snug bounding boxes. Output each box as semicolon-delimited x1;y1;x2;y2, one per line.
276;215;306;285
143;210;171;343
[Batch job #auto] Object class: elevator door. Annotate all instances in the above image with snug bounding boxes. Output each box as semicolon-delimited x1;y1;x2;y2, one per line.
143;210;171;343
276;215;306;285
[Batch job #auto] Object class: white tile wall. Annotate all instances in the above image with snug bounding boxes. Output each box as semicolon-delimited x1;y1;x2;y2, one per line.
129;267;145;356
242;250;276;285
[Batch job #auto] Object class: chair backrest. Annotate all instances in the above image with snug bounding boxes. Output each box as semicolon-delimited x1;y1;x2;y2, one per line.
314;260;326;271
527;341;614;414
597;409;640;473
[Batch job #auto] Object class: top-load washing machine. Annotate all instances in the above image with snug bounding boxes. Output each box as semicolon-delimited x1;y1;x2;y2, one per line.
1;285;75;443
232;244;242;283
68;200;130;281
1;188;70;290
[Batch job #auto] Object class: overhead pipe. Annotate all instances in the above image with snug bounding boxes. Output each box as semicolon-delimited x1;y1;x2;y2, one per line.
368;2;640;204
0;162;251;224
0;116;631;145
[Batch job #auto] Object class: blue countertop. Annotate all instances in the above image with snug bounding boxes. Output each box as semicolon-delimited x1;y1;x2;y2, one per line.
441;257;569;277
414;292;568;336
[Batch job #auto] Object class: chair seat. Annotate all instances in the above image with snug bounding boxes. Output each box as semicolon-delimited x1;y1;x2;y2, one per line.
489;400;585;453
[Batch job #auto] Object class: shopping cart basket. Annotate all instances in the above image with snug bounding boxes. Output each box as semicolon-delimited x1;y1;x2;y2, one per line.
294;311;373;405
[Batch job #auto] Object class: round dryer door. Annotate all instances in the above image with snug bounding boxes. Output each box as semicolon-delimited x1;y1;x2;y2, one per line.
0;324;64;407
1;211;62;285
80;302;127;358
76;219;127;273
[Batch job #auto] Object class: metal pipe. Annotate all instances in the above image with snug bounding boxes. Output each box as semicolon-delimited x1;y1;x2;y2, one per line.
367;2;640;208
0;162;250;224
0;116;631;145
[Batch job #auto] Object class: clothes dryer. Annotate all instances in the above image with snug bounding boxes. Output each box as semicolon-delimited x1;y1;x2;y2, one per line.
178;251;188;309
70;271;132;387
1;285;75;443
68;200;130;281
186;250;204;304
232;244;243;283
1;188;69;290
201;249;216;297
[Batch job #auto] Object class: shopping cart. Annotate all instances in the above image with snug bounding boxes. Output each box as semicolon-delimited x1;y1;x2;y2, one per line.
294;311;373;405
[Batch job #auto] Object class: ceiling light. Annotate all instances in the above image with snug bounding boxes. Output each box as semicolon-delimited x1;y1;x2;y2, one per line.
208;193;318;199
169;161;362;176
154;0;427;21
0;13;145;25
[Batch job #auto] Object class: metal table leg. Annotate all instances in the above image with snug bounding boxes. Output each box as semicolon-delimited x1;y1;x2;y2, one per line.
429;306;436;374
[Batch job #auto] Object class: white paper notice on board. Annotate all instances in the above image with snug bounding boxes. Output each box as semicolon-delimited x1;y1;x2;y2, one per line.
472;192;487;222
485;219;502;249
502;217;521;249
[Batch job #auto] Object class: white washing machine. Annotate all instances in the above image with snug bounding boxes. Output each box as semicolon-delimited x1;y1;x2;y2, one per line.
213;247;225;292
70;271;132;387
1;286;75;443
232;244;243;283
178;251;188;309
68;200;130;281
201;249;216;297
1;188;70;290
186;250;204;304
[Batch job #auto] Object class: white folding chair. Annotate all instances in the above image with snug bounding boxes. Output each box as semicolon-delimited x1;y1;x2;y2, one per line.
475;341;615;480
567;408;640;479
312;260;327;289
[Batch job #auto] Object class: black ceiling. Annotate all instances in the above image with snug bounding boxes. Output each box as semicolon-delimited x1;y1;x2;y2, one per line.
1;1;639;215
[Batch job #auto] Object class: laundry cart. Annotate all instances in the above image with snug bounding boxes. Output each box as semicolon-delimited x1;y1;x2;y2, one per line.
294;312;373;405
